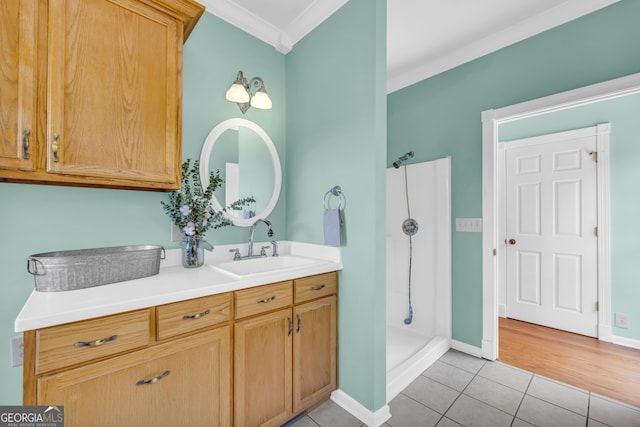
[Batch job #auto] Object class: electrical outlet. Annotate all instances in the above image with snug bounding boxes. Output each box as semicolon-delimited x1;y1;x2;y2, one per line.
11;335;23;367
615;313;630;329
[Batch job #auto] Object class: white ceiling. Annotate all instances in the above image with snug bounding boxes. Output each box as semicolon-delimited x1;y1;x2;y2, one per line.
199;0;620;93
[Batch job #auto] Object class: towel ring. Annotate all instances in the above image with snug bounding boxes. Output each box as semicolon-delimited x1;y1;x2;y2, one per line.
323;185;346;210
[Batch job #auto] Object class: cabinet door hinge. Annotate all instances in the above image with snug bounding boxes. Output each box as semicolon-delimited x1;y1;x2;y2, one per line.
493;248;497;256
596;301;599;312
589;151;598;163
594;226;598;237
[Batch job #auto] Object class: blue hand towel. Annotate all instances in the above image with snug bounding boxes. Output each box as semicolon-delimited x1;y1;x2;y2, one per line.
323;208;342;246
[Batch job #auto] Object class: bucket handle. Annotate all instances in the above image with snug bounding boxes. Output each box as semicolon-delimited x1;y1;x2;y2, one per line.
27;258;46;276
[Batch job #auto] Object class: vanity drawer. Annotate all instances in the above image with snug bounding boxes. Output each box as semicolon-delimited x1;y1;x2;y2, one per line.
235;281;293;319
294;272;338;303
35;309;151;374
156;293;232;340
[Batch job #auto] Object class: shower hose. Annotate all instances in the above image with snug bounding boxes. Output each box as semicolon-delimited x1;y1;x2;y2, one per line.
403;163;414;325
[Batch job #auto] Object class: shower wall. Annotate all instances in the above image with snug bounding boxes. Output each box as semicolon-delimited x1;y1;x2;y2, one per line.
386;157;452;352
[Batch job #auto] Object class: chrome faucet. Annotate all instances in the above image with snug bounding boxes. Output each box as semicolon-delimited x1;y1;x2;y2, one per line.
247;219;273;257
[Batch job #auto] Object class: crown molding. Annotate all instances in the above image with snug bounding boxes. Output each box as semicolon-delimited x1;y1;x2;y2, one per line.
200;0;288;52
387;0;621;94
282;0;349;48
200;0;348;54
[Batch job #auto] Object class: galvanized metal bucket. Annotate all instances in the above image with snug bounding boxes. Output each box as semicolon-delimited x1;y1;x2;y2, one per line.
27;245;164;292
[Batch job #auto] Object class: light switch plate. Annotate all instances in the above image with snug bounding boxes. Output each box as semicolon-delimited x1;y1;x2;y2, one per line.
456;218;482;232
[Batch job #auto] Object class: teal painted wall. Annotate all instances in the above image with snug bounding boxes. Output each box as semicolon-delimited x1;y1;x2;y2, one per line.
182;13;286;244
286;0;388;411
499;93;640;340
0;13;285;405
388;0;640;347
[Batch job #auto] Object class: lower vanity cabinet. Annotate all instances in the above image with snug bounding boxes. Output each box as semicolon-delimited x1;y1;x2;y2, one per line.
234;272;338;427
37;327;231;427
24;294;234;427
293;295;337;413
234;308;293;427
22;271;338;427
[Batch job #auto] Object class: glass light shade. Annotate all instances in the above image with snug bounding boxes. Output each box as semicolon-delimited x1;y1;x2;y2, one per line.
250;88;272;110
226;83;250;103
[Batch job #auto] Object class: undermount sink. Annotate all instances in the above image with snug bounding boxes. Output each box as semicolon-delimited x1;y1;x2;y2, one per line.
211;255;318;279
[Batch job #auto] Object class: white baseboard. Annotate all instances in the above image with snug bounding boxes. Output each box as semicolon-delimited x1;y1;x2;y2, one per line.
598;324;613;342
498;304;507;318
451;339;483;358
612;334;640;350
330;390;391;427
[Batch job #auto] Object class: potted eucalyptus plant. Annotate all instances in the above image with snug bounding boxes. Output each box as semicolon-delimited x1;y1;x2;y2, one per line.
161;159;253;268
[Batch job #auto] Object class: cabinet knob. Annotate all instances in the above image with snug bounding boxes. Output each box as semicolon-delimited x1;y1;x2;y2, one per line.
22;129;30;160
508;239;516;245
52;134;60;162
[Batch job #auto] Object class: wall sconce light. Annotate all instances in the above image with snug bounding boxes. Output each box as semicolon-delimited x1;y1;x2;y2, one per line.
225;70;272;114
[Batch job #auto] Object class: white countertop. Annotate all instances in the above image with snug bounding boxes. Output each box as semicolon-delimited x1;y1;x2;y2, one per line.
15;241;342;332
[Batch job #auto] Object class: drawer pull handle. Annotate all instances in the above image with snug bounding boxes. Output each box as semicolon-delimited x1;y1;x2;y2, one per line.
256;295;276;304
75;335;117;348
136;370;170;386
296;313;301;333
288;316;293;336
311;284;326;291
183;309;211;320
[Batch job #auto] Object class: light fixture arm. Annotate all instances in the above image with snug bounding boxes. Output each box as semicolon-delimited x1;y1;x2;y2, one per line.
248;76;266;92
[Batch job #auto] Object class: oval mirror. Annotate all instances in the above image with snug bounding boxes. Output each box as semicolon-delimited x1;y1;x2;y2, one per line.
200;118;282;227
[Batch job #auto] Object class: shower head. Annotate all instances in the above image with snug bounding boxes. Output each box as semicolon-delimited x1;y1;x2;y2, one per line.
393;151;415;168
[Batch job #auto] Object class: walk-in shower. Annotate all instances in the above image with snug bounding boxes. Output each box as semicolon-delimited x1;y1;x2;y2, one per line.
386;157;452;402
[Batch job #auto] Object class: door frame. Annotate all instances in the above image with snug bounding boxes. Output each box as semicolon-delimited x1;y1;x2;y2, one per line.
498;124;609;337
481;72;640;360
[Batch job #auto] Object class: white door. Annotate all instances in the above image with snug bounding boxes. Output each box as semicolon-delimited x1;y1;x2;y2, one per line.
505;129;598;337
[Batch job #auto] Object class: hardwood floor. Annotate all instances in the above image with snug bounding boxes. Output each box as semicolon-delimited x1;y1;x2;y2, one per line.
498;317;640;408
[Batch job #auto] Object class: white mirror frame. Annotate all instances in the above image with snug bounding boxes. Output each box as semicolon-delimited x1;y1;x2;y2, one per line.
481;72;640;361
200;118;282;227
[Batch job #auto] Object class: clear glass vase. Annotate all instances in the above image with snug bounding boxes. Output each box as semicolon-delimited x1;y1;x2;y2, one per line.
181;235;204;268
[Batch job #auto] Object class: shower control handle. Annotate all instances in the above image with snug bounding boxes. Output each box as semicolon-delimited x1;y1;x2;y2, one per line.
508;239;516;245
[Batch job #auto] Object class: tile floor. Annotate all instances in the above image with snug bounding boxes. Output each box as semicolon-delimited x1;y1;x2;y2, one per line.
289;349;640;427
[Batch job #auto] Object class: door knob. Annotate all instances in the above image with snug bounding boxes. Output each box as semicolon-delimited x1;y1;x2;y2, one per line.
508;239;516;245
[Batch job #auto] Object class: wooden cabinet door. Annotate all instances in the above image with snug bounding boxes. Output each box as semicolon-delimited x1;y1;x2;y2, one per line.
234;308;293;427
0;0;37;171
46;0;181;189
293;296;337;413
38;327;231;427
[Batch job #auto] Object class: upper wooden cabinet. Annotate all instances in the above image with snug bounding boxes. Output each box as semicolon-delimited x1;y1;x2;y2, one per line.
0;0;204;190
0;0;37;172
